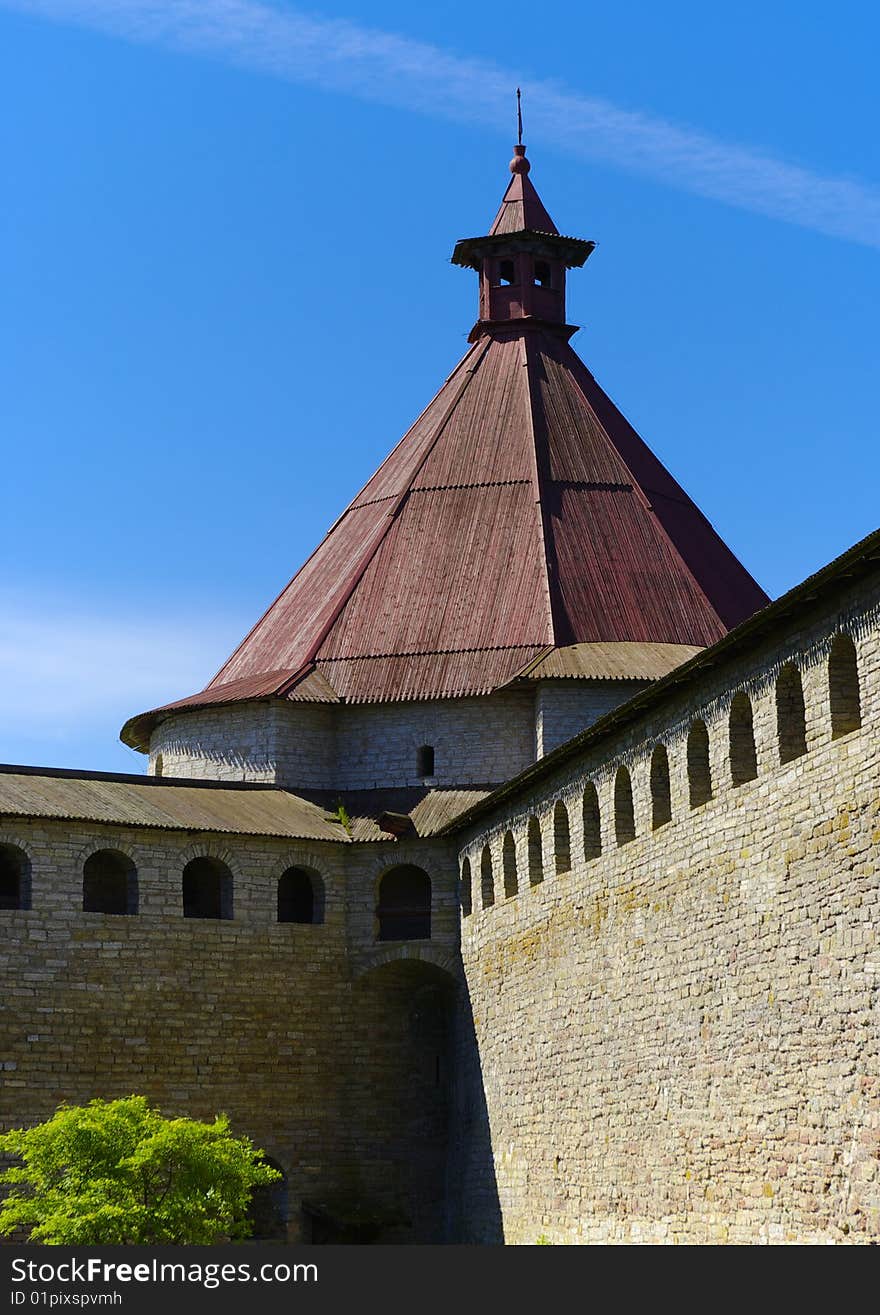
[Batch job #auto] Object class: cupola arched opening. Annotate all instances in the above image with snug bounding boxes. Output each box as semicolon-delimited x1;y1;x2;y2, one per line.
83;850;138;916
182;857;233;920
377;865;431;941
278;866;324;924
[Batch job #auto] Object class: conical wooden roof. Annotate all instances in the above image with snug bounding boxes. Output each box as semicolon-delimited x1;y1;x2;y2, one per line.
122;154;768;750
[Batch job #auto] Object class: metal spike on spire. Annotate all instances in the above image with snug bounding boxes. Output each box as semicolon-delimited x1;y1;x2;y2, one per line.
516;87;523;146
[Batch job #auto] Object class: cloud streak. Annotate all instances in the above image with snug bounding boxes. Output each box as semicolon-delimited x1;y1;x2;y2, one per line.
4;0;880;249
0;595;238;737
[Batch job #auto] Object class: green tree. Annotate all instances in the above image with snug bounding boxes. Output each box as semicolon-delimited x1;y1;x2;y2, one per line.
0;1096;282;1244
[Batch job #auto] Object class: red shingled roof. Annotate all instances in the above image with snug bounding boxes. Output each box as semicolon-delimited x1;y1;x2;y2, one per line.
121;156;768;751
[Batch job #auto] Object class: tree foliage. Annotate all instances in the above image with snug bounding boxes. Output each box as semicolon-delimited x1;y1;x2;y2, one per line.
0;1096;281;1245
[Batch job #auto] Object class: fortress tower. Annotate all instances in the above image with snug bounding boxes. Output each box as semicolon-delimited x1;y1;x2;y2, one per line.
121;143;768;791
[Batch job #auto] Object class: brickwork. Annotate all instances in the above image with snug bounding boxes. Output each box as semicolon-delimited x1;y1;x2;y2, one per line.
454;577;880;1243
534;681;647;757
0;818;460;1241
150;692;537;790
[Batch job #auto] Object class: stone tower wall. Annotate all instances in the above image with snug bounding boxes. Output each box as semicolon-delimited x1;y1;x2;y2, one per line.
454;573;880;1243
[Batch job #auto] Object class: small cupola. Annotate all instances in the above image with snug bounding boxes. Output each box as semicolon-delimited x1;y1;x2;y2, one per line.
452;128;595;342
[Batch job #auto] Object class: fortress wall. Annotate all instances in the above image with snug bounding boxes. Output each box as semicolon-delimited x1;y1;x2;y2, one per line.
455;575;880;1244
0;820;460;1241
534;681;648;757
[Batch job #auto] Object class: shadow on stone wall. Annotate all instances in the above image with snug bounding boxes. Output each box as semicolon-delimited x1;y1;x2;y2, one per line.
446;982;503;1243
338;959;501;1244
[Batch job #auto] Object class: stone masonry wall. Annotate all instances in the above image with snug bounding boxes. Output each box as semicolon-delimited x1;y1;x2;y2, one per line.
149;691;536;790
455;575;880;1244
534;681;648;757
0;818;460;1241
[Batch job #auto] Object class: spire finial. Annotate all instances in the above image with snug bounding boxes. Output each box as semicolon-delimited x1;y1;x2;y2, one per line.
510;90;530;174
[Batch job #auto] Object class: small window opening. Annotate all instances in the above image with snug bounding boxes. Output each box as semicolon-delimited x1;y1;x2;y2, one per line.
498;258;516;286
553;800;571;875
0;844;31;911
582;783;601;860
527;816;543;886
829;633;861;739
650;745;672;829
154;754;164;778
614;766;635;846
502;831;518;898
278;866;324;924
416;745;435;778
534;260;552;288
182;857;233;920
729;692;758;786
377;865;431;941
83;850;138;915
460;858;472;918
687;720;712;808
480;846;494;909
777;663;807;763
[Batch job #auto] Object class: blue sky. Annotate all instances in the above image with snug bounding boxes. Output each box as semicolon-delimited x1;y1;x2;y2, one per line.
1;0;878;773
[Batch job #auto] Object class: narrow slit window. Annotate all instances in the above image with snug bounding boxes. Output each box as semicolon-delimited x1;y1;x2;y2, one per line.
828;634;861;738
729;693;758;786
502;831;518;898
460;858;472;918
614;767;635;846
480;845;494;909
582;783;601;860
527;816;543;886
553;800;571;874
650;745;672;829
777;663;807;763
416;745;435;778
687;720;712;808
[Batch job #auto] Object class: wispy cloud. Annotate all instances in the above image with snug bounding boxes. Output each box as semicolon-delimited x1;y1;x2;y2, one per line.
0;594;237;740
4;0;880;249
